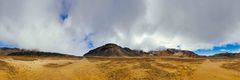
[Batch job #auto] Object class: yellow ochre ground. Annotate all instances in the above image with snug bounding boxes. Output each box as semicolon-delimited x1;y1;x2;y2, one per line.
0;56;239;80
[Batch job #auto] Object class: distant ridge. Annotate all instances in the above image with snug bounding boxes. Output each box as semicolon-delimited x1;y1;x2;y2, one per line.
211;52;240;58
0;48;76;57
149;49;199;58
8;51;74;57
0;47;24;55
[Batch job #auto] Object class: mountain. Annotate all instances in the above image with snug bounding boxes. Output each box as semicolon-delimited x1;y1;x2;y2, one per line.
84;43;147;57
149;49;199;58
83;43;199;57
212;52;240;58
0;47;75;57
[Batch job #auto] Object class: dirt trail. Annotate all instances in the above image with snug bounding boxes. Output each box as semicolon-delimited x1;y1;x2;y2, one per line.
192;59;240;80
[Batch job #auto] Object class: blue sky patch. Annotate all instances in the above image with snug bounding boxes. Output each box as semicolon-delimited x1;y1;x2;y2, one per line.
194;43;240;56
59;0;71;23
0;40;16;48
83;33;95;49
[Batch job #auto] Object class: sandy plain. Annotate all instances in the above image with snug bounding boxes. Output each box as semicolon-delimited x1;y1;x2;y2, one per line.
0;56;239;80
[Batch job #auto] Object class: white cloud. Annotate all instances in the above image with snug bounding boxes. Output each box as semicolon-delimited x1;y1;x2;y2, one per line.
1;0;240;55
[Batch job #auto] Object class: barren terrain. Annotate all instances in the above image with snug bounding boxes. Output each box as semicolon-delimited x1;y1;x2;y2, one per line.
0;56;239;80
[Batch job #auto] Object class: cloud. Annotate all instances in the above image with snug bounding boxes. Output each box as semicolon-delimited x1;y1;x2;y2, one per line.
145;0;240;50
1;0;240;55
0;0;87;54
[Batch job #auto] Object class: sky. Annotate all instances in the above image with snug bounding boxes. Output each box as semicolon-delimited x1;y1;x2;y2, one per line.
1;0;240;55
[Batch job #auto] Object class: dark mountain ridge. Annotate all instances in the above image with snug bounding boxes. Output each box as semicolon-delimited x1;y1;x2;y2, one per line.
211;52;240;58
0;47;75;57
0;47;25;55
